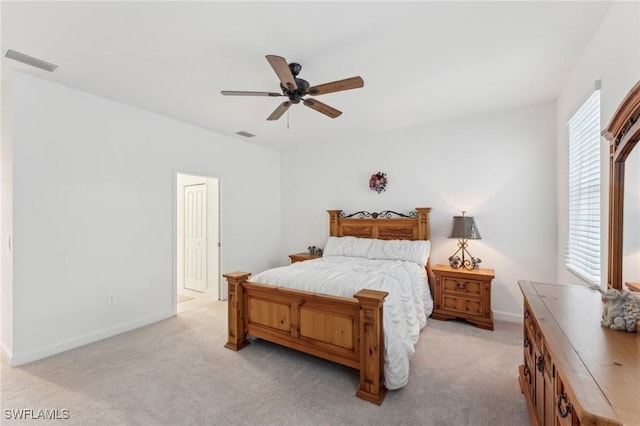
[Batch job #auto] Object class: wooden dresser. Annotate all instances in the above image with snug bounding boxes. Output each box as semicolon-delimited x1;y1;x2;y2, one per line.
518;281;639;426
432;264;494;330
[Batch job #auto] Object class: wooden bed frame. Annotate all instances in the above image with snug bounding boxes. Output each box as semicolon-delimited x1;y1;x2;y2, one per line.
223;207;432;405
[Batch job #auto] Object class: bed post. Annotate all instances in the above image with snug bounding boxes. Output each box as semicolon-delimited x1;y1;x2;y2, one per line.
327;210;342;236
415;207;432;240
416;207;434;290
223;271;251;351
354;289;389;405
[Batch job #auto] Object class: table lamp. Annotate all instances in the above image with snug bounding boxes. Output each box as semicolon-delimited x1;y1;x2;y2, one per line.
448;211;482;270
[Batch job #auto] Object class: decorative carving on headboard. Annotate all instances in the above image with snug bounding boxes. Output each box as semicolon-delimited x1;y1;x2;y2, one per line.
341;225;375;238
377;226;415;239
339;210;418;219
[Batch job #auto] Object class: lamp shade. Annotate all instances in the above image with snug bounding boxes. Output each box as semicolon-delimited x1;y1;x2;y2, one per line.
448;215;481;240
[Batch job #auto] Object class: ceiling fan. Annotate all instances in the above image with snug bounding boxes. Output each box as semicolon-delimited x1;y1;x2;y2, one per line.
221;55;364;121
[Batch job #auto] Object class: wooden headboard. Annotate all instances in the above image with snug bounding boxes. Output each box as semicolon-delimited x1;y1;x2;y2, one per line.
327;207;431;240
327;207;433;286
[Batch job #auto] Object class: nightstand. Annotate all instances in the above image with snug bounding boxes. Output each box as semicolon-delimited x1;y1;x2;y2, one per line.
432;264;495;330
288;253;322;263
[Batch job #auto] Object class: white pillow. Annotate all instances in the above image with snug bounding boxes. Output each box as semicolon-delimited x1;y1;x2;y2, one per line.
323;236;373;258
368;239;431;266
323;236;430;266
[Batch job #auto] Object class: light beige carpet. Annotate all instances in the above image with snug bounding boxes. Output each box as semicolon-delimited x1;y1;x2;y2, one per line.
177;294;194;303
1;297;529;426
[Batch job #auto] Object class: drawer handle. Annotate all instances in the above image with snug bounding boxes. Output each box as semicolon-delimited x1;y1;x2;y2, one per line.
536;355;544;373
523;365;531;383
557;393;572;418
524;337;530;348
456;281;467;291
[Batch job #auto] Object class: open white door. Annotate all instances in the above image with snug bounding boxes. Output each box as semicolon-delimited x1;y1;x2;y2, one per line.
184;183;207;292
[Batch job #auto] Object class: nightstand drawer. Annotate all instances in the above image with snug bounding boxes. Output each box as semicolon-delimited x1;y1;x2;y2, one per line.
441;294;484;317
441;276;484;298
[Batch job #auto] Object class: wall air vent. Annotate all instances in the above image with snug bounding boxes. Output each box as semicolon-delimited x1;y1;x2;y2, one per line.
236;131;255;138
4;49;58;72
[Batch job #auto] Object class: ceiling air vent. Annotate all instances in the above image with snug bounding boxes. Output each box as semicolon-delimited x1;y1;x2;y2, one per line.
4;49;58;72
236;131;255;138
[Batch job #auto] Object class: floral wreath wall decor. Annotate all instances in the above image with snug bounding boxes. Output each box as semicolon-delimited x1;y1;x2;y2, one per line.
369;172;387;194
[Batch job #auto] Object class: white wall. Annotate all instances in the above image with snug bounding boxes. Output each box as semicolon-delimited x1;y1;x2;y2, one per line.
556;1;640;288
6;72;281;365
281;102;558;321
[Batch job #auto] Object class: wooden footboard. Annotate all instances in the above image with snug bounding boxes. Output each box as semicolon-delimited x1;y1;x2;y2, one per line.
223;271;388;404
223;206;432;404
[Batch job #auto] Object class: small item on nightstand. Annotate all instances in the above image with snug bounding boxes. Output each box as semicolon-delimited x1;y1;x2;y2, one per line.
307;245;323;255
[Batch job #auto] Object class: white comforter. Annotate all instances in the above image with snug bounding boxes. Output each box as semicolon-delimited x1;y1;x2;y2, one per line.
250;256;433;390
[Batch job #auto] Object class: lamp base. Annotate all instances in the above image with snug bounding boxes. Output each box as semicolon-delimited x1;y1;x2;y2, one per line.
448;239;482;270
448;255;482;270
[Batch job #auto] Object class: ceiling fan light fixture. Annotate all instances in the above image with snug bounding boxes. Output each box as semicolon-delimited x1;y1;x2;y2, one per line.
4;49;58;72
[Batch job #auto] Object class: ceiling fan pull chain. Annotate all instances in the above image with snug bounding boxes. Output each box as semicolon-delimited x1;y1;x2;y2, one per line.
287;109;290;130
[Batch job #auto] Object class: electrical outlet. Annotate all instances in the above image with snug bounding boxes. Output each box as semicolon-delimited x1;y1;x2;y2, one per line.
108;294;117;304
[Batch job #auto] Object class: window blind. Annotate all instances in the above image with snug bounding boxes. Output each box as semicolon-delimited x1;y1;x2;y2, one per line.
566;89;601;286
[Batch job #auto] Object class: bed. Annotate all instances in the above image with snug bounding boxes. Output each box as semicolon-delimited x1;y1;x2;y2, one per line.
223;207;433;404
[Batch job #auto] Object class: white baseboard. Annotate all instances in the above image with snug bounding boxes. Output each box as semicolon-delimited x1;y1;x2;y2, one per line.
9;311;174;367
493;310;523;324
1;341;13;364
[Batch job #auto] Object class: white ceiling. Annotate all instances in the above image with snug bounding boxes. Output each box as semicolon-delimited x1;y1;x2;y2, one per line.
1;1;612;151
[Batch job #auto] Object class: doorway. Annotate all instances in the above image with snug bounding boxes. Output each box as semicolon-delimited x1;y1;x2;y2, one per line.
175;173;220;309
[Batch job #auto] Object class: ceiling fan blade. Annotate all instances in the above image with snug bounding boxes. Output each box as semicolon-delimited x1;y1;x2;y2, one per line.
221;90;283;97
307;76;364;96
303;98;342;119
267;101;292;121
265;55;298;91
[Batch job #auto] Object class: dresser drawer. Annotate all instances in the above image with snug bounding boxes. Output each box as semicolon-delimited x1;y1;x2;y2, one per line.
524;328;534;362
441;276;484;298
522;357;534;401
524;301;543;350
441;294;484;316
555;373;579;426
